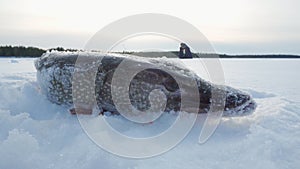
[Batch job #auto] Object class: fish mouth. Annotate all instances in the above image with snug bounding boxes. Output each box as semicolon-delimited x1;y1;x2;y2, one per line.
223;98;257;117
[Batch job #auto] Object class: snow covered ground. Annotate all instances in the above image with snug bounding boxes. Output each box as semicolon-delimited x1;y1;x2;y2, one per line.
0;57;299;169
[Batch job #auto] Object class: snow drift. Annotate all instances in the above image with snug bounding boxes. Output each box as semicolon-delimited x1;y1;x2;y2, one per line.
0;58;299;169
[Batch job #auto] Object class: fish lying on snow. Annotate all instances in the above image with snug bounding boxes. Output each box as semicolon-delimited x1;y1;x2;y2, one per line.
35;51;256;117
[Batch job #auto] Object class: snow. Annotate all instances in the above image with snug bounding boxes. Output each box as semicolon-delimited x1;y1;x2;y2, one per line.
0;58;299;169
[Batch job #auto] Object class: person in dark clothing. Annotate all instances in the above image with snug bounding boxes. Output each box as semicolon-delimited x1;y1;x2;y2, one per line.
178;43;193;59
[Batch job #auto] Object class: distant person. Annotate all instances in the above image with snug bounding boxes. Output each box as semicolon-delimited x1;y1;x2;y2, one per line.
179;43;192;59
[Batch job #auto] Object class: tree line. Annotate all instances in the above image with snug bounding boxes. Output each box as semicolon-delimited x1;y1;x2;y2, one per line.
0;46;45;57
0;46;80;57
0;45;299;58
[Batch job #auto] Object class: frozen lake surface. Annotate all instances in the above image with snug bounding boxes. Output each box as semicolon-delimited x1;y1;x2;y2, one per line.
0;58;299;169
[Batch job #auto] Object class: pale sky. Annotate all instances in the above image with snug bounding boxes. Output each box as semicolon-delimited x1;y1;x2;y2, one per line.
0;0;300;54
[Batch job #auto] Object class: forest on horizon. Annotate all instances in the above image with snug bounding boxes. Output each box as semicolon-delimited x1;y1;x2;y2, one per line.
0;45;300;58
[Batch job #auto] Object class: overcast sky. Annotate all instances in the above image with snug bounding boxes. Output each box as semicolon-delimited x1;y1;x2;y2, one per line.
0;0;299;54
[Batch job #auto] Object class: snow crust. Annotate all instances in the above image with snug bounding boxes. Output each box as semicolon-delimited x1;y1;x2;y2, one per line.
0;58;299;169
